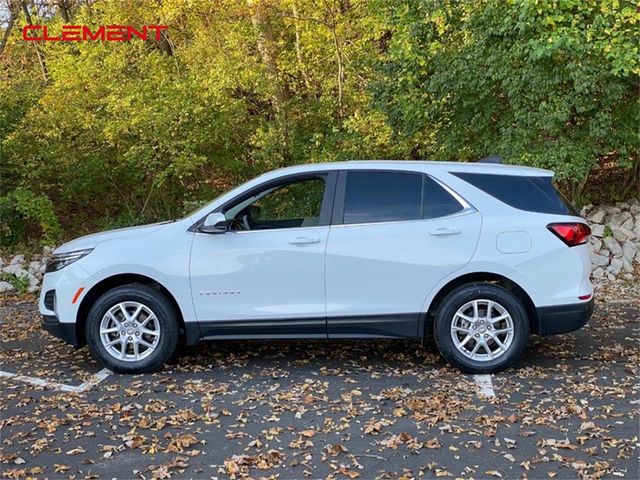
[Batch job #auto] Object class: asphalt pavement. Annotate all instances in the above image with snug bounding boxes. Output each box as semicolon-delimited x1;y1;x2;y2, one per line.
1;295;638;479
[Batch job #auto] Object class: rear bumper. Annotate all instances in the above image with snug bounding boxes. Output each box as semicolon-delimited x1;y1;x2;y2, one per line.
42;315;79;346
533;299;594;336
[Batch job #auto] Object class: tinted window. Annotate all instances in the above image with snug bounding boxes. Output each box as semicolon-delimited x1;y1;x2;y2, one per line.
344;172;422;224
342;172;464;224
423;176;464;219
452;172;578;215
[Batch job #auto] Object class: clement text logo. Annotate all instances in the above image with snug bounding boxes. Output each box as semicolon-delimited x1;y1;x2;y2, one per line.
23;25;168;42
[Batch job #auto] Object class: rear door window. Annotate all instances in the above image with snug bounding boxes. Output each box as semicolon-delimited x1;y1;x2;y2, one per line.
451;172;578;215
343;171;422;224
341;171;464;224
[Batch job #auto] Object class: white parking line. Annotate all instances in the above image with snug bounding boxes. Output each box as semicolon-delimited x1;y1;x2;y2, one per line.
0;368;111;393
473;374;496;398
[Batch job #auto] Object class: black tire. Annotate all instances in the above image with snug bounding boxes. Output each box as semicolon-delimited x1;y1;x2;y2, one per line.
85;284;179;373
433;283;529;374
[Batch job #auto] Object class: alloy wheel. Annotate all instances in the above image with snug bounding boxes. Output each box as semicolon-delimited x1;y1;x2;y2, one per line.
99;301;161;362
450;299;514;361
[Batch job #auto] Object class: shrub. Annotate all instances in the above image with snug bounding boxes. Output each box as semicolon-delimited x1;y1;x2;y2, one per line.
0;188;62;246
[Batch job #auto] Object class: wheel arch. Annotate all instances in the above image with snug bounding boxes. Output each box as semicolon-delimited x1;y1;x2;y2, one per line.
75;273;186;347
420;271;538;339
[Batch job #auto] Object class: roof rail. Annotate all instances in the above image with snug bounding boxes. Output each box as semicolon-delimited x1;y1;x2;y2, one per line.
477;155;503;164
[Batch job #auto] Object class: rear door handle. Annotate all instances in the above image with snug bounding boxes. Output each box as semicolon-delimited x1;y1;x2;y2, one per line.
288;236;321;245
429;227;461;236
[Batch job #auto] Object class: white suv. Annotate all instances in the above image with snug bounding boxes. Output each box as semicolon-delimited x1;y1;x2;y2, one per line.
39;161;594;374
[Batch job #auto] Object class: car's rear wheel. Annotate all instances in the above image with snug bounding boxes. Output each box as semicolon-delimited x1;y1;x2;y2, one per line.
433;283;529;373
85;284;179;373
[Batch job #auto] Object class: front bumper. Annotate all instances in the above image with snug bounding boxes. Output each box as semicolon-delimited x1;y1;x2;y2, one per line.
42;315;79;346
533;298;594;336
39;263;91;347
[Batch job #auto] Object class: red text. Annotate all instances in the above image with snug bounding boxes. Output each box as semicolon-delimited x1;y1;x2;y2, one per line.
23;25;168;42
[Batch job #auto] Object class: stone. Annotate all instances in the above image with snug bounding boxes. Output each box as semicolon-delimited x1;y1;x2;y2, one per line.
27;284;40;293
629;197;639;206
611;226;633;242
610;212;632;226
588;209;606;224
608;258;623;275
580;204;593;217
0;257;4;269
591;224;605;237
26;272;39;287
591;267;605;279
28;261;41;274
622;258;634;274
622;217;635;231
603;236;623;256
623;273;635;281
9;254;24;265
43;246;54;255
590;237;602;252
591;252;610;267
636;251;640;263
630;205;640;215
606;207;621;215
0;281;15;293
2;264;28;278
622;241;639;262
607;273;616;281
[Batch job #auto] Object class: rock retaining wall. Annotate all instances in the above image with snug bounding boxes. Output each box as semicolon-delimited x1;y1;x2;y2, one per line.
581;198;640;282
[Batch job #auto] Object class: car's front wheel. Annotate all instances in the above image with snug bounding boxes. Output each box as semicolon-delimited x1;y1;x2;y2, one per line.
433;283;529;374
85;284;179;373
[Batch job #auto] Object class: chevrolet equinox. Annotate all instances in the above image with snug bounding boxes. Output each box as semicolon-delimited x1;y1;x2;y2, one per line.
39;161;594;373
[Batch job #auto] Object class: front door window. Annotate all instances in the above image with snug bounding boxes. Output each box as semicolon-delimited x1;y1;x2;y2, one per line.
226;177;326;231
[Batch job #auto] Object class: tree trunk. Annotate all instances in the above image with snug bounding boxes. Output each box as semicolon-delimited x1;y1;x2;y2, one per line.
21;0;49;82
291;2;311;89
0;2;16;56
323;0;345;117
572;164;592;201
52;0;71;22
157;28;174;56
248;0;289;161
622;159;640;198
249;0;286;113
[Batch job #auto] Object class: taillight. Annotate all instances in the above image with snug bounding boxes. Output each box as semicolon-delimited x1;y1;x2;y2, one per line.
547;222;591;247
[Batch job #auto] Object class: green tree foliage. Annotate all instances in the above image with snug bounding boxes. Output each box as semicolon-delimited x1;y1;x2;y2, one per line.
0;187;62;245
372;0;639;195
0;0;638;244
1;0;403;241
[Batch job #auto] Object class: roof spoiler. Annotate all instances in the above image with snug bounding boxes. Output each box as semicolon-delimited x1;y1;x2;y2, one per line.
477;155;502;164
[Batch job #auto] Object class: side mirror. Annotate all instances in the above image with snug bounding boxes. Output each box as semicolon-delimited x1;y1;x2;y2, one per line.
199;212;228;234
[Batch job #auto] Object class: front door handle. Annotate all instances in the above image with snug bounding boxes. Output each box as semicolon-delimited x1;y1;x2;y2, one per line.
288;236;321;245
429;227;462;236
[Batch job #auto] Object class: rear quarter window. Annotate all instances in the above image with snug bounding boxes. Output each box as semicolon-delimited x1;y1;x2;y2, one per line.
451;172;578;215
423;176;465;219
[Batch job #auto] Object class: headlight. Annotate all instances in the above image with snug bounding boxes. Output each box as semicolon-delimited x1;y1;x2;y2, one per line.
45;249;93;273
